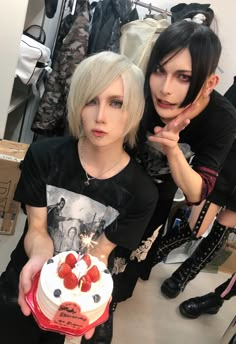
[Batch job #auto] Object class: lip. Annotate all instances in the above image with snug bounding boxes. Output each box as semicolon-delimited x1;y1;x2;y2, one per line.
92;129;107;137
156;98;176;109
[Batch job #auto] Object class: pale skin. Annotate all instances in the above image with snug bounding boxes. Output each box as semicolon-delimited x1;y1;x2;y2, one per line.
79;76;130;179
148;48;219;204
18;76;132;339
18;206;113;339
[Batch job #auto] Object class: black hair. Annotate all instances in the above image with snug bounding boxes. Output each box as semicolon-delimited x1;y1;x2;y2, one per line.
144;15;221;109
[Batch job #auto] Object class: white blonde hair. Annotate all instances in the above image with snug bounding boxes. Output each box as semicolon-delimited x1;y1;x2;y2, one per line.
67;51;145;148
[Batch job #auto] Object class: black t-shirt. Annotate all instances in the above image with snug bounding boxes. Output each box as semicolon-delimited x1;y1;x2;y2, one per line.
12;136;158;270
179;91;236;172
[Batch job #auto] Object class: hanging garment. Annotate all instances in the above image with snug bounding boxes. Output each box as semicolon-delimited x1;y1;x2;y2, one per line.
128;7;139;22
88;0;132;54
170;3;214;24
31;0;90;136
120;15;170;73
44;0;58;18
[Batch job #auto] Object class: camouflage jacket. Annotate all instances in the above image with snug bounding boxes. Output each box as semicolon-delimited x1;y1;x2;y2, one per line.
32;0;90;136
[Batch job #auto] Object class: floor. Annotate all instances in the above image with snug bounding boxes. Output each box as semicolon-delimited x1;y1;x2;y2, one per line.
1;210;235;344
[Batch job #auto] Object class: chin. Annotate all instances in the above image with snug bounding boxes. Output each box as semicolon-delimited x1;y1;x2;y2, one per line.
157;107;183;122
158;111;178;122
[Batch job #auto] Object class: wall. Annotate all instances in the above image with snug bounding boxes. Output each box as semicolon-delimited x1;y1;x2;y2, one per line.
0;0;64;140
0;1;29;139
137;0;235;95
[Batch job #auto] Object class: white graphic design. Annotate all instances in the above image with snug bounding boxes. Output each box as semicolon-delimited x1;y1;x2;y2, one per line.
46;185;119;254
130;225;162;262
112;257;127;275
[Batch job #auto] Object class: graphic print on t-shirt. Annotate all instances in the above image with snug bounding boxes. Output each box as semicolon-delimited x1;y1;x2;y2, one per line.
137;133;193;184
47;185;119;254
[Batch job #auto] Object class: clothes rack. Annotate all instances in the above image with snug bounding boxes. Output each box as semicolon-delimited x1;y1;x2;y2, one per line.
133;0;171;17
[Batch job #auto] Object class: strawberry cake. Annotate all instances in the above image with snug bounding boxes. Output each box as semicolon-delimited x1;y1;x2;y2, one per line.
35;251;113;333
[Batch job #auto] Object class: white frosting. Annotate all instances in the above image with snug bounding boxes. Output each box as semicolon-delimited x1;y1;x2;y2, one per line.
74;259;88;279
36;251;113;325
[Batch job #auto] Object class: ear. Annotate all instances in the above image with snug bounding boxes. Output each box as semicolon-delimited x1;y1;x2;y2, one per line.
202;74;219;97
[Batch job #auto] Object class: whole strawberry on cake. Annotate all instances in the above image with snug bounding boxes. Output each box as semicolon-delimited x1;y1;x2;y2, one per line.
35;250;113;334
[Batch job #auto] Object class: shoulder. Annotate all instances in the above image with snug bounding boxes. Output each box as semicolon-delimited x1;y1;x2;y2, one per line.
204;91;236;141
21;136;78;176
26;136;77;163
28;136;76;155
209;91;236;123
186;91;236;137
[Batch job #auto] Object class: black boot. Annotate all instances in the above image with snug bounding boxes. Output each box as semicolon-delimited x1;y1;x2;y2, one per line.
179;273;236;319
81;302;117;344
161;220;229;298
152;218;193;266
179;292;224;318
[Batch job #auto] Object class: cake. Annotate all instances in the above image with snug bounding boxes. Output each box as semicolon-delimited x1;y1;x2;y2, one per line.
35;251;113;333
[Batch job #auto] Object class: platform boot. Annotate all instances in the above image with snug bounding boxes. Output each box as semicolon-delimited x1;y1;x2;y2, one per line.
179;273;236;318
152;200;211;266
161;220;230;298
152;218;193;265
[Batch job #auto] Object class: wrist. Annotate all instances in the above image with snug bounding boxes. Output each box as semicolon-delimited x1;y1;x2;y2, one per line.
166;144;182;158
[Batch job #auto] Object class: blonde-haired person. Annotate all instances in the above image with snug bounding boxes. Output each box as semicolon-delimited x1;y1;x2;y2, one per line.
68;51;145;148
0;51;158;344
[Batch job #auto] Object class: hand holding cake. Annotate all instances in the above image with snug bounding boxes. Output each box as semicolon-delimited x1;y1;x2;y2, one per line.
26;251;113;336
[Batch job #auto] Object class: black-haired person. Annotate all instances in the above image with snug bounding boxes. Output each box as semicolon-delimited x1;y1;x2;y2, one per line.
179;273;236;318
159;66;236;298
0;51;158;344
111;11;236;306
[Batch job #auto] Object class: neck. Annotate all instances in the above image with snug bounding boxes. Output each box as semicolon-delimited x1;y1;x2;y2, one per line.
78;137;129;179
189;94;211;120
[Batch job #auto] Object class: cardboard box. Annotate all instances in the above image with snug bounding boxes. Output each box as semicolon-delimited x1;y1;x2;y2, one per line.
0;140;29;235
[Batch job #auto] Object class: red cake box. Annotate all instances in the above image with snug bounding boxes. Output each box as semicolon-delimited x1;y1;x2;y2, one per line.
26;251;113;336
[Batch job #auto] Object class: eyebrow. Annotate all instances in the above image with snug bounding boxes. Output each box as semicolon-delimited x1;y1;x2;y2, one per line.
94;94;124;99
176;69;192;73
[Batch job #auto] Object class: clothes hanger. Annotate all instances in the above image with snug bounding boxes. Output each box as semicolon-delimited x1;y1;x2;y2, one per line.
144;3;155;19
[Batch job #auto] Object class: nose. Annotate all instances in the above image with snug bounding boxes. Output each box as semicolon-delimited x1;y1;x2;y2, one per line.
95;103;106;123
160;75;172;95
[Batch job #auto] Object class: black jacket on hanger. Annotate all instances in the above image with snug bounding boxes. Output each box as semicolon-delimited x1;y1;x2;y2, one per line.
88;0;132;54
44;0;58;18
170;3;214;23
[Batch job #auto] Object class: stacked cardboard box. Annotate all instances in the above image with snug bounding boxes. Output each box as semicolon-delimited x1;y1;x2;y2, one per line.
0;140;29;235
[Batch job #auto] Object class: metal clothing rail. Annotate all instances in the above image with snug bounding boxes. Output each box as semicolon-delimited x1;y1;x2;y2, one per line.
133;0;172;17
